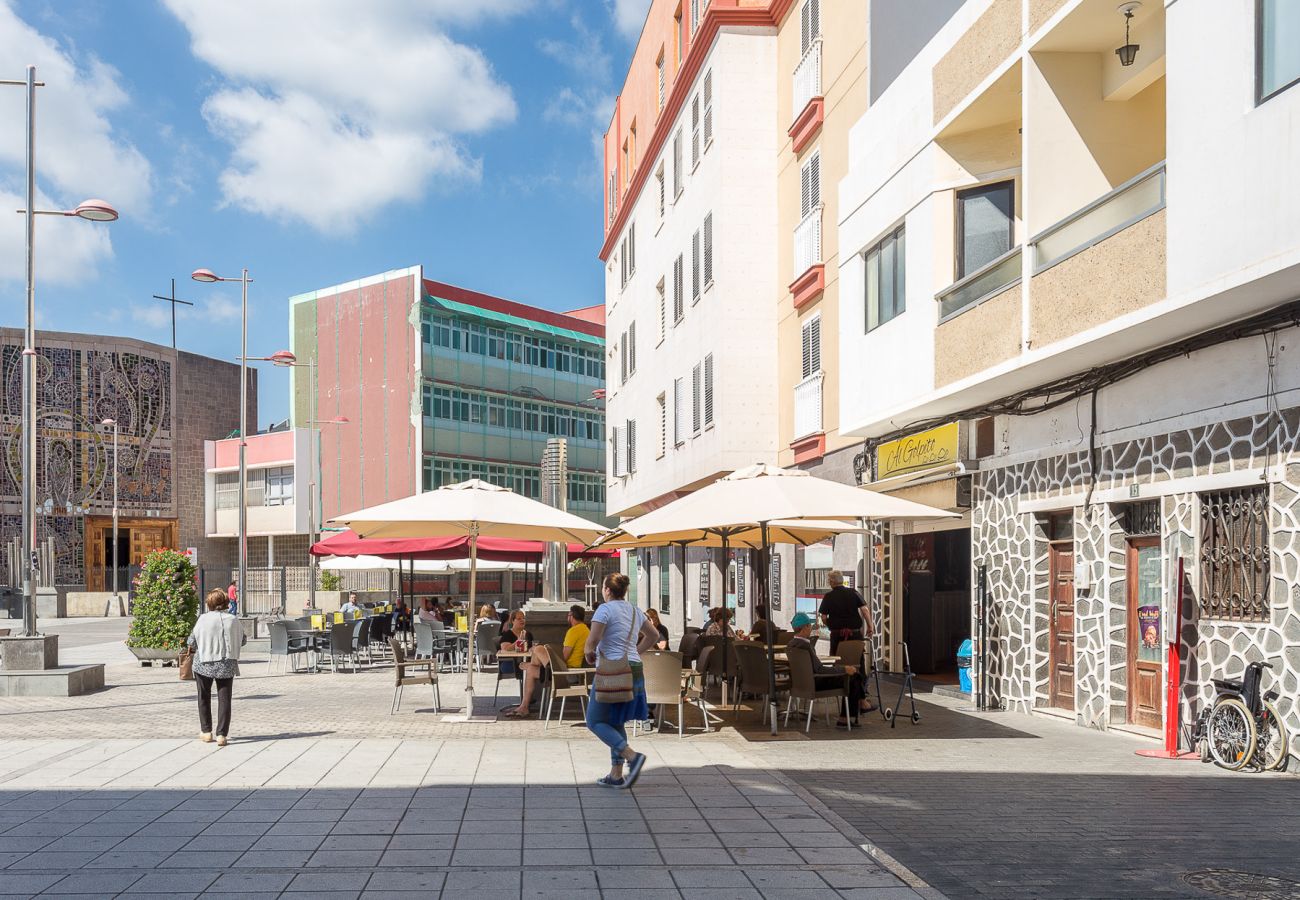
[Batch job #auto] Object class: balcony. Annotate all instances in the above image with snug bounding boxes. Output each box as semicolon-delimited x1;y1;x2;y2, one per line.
793;372;823;440
791;206;825;308
936;246;1023;321
1028;163;1167;348
791;40;824;152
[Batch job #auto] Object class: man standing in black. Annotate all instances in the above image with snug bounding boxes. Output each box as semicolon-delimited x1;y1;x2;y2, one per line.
819;570;876;714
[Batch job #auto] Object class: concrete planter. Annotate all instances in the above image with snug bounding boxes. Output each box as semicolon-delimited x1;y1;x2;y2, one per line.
127;646;181;667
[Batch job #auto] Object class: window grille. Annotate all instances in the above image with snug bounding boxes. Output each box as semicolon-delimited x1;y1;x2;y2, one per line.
1199;486;1270;621
1122;500;1160;536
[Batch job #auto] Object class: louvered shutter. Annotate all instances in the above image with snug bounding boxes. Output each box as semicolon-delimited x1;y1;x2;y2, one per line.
692;363;702;433
628;321;636;374
673;255;684;321
628;222;635;275
673;131;682;195
657;167;665;216
674;377;686;444
658;281;666;339
620;332;628;384
800;151;821;218
801;319;812;379
703;213;713;286
703;354;714;426
691;96;700;166
691;229;701;301
626;419;637;473
800;0;820;54
801;315;821;378
612;425;626;476
703;71;713;146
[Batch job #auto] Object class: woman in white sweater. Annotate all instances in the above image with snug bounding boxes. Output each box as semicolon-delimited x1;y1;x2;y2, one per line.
186;588;246;746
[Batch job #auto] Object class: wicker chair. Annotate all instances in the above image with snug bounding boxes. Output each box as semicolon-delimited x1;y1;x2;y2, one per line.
389;639;440;714
544;648;590;729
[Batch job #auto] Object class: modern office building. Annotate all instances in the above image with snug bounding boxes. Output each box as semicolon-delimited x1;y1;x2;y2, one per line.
837;0;1300;736
0;328;250;596
288;269;607;528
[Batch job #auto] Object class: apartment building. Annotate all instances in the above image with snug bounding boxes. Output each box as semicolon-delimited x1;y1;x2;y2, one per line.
601;1;781;634
289;269;608;529
837;0;1300;737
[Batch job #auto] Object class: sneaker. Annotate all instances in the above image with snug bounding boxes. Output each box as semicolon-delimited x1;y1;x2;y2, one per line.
199;732;212;743
621;753;648;789
597;775;625;787
215;736;227;747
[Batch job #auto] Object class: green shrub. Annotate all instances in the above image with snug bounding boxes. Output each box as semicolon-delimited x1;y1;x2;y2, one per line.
125;548;199;650
319;570;342;591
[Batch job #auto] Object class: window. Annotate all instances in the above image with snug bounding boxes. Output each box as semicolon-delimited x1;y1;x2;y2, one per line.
672;129;683;197
619;332;627;385
622;140;630;189
612;425;626;476
691;95;701;167
692;362;702;434
1259;0;1300;101
956;181;1014;279
674;377;687;445
627;321;637;377
620;221;636;287
659;546;671;614
656;164;665;219
703;212;713;287
702;70;713;147
657;52;667;112
800;314;821;379
657;393;667;458
800;150;821;220
673;254;685;323
866;224;905;331
215;471;239;510
691;228;701;302
690;0;701;33
703;353;714;426
657;278;667;343
264;466;294;506
800;0;821;55
607;170;617;225
626;419;637;474
628;122;637;178
674;4;683;66
1200;486;1270;622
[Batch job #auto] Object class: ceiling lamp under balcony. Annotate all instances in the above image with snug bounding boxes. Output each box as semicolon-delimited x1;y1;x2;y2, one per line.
1115;2;1141;67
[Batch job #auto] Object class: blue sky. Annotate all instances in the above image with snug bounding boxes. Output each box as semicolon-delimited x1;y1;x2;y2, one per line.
0;0;649;427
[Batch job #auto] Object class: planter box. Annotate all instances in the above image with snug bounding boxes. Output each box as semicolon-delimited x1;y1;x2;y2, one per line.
127;646;181;667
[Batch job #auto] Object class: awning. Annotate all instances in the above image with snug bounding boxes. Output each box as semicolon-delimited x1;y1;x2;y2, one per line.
863;462;965;494
311;529;617;562
426;295;603;346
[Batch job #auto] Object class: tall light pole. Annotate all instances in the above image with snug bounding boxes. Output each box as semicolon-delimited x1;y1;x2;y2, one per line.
192;268;251;617
258;350;346;612
100;419;119;604
3;64;118;637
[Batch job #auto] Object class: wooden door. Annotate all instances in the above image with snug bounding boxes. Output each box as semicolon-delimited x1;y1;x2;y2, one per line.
1048;542;1075;710
1127;536;1163;729
85;519;107;592
130;526;167;566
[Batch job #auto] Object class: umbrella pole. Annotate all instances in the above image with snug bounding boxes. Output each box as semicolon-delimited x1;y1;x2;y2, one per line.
720;532;731;715
466;525;479;699
762;522;778;735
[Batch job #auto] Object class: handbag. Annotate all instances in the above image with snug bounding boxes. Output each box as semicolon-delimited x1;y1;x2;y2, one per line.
178;646;194;681
592;603;640;704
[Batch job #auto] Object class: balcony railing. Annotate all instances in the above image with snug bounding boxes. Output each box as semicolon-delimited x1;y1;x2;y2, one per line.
937;246;1023;321
794;205;823;277
794;372;824;439
793;39;823;120
1031;162;1166;273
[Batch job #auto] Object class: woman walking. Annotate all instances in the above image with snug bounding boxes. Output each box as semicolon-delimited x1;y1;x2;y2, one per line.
187;588;246;746
584;573;660;789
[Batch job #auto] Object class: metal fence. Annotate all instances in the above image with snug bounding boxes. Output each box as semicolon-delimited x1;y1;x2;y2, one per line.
198;566;396;616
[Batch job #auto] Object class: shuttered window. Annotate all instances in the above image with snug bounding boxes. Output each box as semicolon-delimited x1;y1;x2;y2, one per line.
703;353;714;426
800;0;821;55
801;314;822;379
672;130;683;196
619;331;628;384
674;377;686;445
691;95;700;167
691;229;701;302
656;164;665;218
657;394;667;458
627;321;636;376
800;150;821;219
702;70;713;147
612;425;626;476
703;212;713;287
657;54;666;112
626;419;637;474
657;278;666;343
692;363;702;434
673;254;684;323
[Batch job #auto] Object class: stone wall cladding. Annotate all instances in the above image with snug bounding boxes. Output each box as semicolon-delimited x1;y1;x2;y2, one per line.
973;405;1300;736
932;0;1021;124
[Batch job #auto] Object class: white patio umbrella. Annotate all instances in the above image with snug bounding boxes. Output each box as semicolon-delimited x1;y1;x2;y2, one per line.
617;463;957;733
589;519;868;550
329;479;608;699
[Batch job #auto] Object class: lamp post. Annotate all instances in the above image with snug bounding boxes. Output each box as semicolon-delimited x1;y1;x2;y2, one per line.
192;267;251;618
3;64;118;637
100;419;119;604
251;350;346;612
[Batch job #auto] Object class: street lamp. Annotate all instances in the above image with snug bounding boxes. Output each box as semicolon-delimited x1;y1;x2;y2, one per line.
249;349;347;611
3;64;118;638
100;419;119;605
192;267;252;617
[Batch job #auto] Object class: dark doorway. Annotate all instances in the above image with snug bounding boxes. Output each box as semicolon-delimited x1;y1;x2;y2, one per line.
901;529;970;676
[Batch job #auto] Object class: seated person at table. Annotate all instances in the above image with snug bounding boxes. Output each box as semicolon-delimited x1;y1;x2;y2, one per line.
475;603;498;627
788;612;864;727
439;598;457;627
503;605;590;719
418;598;442;625
391;598;412;633
499;610;532;648
340;593;361;616
749;607;773;642
704;607;735;637
645;609;669;650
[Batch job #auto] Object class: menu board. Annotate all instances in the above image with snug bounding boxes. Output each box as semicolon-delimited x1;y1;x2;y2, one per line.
699;553;711;607
770;553;782;612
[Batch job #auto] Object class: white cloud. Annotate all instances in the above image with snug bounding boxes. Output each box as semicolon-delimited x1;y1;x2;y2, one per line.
129;302;172;329
0;1;151;283
163;0;523;234
203;295;242;323
607;0;651;39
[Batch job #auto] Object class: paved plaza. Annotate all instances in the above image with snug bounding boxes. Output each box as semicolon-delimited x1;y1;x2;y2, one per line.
0;619;1297;898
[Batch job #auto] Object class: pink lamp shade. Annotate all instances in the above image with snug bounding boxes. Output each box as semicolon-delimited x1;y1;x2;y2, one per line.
73;199;118;222
269;350;297;366
191;268;220;283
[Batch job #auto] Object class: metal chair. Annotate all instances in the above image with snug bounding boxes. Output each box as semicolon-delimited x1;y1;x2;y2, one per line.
544;649;589;729
389;639;440;714
784;646;850;733
733;641;788;724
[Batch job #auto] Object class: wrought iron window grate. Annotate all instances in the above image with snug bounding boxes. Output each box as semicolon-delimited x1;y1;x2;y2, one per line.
1199;487;1270;622
1122;500;1160;536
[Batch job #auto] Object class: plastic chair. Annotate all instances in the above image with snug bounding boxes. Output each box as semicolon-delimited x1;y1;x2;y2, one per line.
327;622;356;673
413;621;435;660
390;639;440;714
267;621;312;674
474;620;501;671
784;646;850;733
354;617;372;664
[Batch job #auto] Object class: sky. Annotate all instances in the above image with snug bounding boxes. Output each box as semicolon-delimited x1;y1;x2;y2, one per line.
0;0;651;427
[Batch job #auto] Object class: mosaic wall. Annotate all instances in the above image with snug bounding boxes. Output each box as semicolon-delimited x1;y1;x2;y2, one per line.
0;337;175;585
972;405;1300;736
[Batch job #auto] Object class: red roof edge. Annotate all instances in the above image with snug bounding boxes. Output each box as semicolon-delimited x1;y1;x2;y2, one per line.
562;304;606;327
422;278;604;338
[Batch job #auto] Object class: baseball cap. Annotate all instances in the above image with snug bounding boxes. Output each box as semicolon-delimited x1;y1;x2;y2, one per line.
790;612;816;629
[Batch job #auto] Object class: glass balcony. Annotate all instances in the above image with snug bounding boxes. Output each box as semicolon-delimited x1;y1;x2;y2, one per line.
937;246;1023;321
1031;163;1166;273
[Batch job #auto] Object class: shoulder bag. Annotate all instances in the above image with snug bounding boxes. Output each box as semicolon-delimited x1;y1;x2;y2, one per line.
592;603;639;704
179;643;194;681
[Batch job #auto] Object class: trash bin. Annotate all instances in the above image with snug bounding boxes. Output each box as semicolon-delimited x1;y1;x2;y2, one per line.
957;638;973;693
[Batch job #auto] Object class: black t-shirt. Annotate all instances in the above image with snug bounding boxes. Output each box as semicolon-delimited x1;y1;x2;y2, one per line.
499;628;533;647
819;586;865;631
655;623;669;644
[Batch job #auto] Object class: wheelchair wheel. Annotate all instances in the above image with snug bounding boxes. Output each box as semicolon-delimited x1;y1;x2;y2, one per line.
1260;700;1290;771
1207;697;1256;771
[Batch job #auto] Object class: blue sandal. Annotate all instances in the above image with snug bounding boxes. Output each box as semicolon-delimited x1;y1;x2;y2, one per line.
621;753;647;789
597;775;624;788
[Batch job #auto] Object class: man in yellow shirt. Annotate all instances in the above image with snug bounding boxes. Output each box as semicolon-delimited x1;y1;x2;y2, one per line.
503;605;590;719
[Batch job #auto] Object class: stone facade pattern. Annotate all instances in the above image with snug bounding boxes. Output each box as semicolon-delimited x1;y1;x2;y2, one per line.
972;407;1300;735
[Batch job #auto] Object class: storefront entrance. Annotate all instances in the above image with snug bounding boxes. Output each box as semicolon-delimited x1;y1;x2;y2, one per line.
1127;536;1163;729
900;528;970;677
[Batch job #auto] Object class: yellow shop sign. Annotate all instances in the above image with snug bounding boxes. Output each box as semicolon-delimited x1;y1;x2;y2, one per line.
875;422;960;481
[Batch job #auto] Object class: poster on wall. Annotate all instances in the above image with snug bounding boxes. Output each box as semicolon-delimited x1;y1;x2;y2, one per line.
1137;605;1162;662
770;553;782;612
